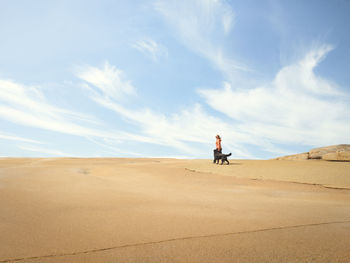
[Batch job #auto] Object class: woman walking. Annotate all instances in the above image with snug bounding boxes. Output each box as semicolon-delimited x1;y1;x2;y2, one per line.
216;135;222;153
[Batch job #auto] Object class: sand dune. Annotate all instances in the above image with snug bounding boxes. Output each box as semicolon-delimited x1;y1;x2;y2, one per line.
274;144;350;161
1;158;350;262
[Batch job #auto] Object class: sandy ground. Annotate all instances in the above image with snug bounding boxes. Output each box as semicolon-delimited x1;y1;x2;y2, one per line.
0;158;349;262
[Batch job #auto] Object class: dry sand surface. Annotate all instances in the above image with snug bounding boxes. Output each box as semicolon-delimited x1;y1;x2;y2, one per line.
0;158;350;262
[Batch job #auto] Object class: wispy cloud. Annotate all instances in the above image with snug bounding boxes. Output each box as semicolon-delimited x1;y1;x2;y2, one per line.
152;1;350;156
0;132;42;144
199;44;350;147
222;7;234;35
0;76;158;151
0;79;104;137
154;0;248;79
76;62;136;102
133;38;168;61
2;44;348;159
77;63;259;158
0;79;99;124
19;145;75;157
85;136;144;157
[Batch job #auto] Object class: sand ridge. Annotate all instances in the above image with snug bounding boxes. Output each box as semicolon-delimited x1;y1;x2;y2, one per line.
184;159;350;189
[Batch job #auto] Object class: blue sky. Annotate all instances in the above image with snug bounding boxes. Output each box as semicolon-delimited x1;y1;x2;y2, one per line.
1;0;350;159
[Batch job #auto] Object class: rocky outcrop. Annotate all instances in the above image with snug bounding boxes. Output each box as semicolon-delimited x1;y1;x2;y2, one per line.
322;151;350;161
275;144;350;161
309;145;350;159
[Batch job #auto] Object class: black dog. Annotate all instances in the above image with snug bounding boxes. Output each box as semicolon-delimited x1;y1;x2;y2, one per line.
213;149;232;165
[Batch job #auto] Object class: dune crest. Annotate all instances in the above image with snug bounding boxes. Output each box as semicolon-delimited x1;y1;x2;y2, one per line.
275;144;350;161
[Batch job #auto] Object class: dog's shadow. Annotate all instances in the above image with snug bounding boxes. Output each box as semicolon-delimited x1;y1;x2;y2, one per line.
214;163;242;166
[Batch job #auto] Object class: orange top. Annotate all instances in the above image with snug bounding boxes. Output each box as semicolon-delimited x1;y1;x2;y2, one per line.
216;138;222;151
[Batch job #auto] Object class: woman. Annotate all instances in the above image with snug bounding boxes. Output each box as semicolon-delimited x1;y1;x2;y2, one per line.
216;135;222;153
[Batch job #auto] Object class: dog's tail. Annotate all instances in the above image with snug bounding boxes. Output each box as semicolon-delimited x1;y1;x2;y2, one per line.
226;153;232;157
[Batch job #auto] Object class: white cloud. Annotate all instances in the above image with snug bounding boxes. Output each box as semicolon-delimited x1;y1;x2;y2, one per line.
76;62;136;102
81;60;338;158
77;63;258;158
0;79;99;124
85;136;144;157
154;0;248;78
18;145;75;157
2;44;348;158
0;79;95;136
153;1;350;156
0;77;159;150
36;64;209;156
199;45;350;147
133;38;168;61
222;8;234;35
0;132;42;144
92;96;256;157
